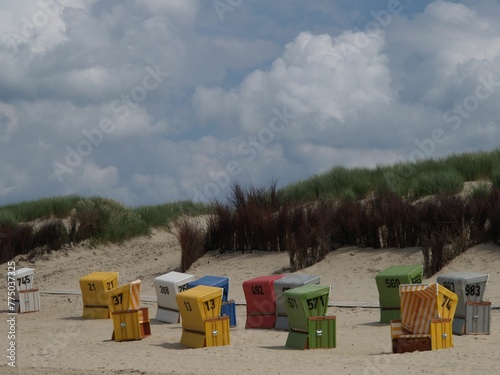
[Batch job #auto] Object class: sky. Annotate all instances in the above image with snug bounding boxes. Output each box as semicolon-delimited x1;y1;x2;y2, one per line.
1;0;500;207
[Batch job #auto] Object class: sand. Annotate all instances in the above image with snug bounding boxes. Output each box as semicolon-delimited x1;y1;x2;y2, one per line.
1;227;499;375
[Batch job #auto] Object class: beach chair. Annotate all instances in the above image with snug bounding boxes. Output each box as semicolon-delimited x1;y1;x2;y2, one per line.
79;271;118;319
11;267;41;314
375;265;423;323
242;275;286;329
436;272;491;334
391;283;457;353
154;271;195;323
283;285;335;349
106;280;151;341
188;275;237;327
274;274;321;330
176;285;230;348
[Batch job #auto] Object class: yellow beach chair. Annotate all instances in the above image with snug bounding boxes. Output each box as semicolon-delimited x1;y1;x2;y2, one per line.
391;283;457;353
106;280;151;341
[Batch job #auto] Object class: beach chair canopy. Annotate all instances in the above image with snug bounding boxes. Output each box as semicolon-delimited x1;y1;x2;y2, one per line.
400;283;458;334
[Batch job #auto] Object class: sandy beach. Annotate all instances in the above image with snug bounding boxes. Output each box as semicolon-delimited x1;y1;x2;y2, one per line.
1;228;499;375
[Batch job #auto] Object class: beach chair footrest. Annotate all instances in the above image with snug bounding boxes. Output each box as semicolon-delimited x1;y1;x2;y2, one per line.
392;337;431;353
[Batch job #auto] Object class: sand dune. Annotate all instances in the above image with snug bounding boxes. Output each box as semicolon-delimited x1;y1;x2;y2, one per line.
1;228;499;374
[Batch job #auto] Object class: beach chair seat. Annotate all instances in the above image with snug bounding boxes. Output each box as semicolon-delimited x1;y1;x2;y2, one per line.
110;307;152;341
287;315;336;349
15;289;41;313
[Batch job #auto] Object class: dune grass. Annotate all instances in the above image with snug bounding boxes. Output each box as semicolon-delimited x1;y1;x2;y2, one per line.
195;181;500;276
2;148;500;273
71;197;150;243
133;201;210;228
0;195;210;264
0;195;83;223
179;149;500;274
493;167;500;188
281;149;500;202
410;169;464;199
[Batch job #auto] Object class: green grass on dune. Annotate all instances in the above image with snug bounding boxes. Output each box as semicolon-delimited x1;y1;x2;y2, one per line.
1;148;500;265
0;195;83;223
493;167;500;188
410;169;464;199
133;201;211;228
3;148;497;226
0;196;210;246
281;149;500;202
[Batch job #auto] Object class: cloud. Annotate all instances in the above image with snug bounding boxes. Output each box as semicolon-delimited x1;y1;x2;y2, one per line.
134;0;197;22
1;1;500;207
79;162;119;191
387;1;500;107
189;1;500;198
0;160;29;199
0;103;19;142
0;0;66;54
194;30;394;135
425;1;487;27
192;28;403;156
